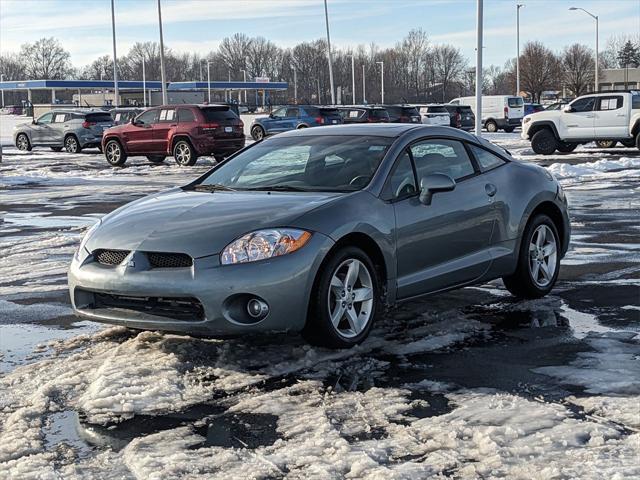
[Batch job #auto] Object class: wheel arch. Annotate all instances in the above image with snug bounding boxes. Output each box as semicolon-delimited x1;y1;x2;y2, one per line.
630;118;640;138
170;134;194;152
523;200;568;257
528;121;560;140
103;135;127;153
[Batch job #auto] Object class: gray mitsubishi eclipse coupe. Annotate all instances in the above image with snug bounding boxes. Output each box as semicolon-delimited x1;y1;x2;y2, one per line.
68;124;570;348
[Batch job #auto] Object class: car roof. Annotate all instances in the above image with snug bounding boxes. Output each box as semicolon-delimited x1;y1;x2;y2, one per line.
273;124;477;139
46;108;106;115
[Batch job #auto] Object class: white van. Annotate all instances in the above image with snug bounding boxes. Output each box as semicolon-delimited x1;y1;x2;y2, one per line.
449;95;524;132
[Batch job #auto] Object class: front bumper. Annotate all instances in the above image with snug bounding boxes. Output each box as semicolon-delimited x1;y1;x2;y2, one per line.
68;233;334;336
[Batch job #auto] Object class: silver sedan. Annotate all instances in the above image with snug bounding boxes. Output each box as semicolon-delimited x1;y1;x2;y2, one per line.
68;124;570;348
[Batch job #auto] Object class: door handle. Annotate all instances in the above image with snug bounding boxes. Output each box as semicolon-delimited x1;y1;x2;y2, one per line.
616;114;625;117
485;183;497;197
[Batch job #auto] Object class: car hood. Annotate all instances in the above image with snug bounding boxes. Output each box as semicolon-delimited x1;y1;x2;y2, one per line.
526;110;560;121
104;123;130;134
86;188;340;258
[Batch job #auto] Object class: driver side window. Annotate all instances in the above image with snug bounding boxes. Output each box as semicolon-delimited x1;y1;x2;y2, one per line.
271;108;286;118
38;112;54;124
386;150;417;200
570;97;595;113
136;109;158;125
410;139;475;181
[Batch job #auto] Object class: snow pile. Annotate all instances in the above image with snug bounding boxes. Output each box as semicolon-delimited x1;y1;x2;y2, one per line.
547;157;640;180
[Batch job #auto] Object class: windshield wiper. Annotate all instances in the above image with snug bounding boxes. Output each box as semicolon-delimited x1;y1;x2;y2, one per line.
189;183;236;192
243;184;310;192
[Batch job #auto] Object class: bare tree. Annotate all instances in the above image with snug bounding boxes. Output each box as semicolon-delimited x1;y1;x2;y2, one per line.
601;34;640;68
20;37;73;79
562;43;595;97
519;41;561;102
432;44;467;101
0;53;26;80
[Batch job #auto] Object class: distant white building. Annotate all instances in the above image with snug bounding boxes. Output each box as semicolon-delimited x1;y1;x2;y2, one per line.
599;68;640;91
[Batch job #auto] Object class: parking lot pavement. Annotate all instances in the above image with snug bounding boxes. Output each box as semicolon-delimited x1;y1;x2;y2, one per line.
0;132;639;478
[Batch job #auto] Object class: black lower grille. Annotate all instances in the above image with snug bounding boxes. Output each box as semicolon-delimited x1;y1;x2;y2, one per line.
95;249;130;266
147;252;193;269
92;291;204;321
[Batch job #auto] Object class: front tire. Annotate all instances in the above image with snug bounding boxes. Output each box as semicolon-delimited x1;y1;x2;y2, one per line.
485;120;498;133
503;214;561;299
557;142;578;153
251;125;265;141
173;140;197;166
531;129;557;155
504;126;515;133
104;139;127;166
16;133;31;151
620;138;635;148
595;140;617;148
64;135;82;153
303;247;379;349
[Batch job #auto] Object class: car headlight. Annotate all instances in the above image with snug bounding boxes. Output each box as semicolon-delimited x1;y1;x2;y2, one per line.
75;220;101;260
220;228;312;265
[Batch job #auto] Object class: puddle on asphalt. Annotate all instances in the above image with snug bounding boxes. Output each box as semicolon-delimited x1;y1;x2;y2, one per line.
76;405;280;452
43;411;95;458
0;321;100;373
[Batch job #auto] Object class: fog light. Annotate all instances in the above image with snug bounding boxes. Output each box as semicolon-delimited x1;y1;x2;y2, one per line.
247;298;269;319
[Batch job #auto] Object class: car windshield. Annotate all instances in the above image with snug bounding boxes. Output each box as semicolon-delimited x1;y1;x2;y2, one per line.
196;135;392;192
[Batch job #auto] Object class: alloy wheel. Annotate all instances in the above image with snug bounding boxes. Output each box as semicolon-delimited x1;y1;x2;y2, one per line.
16;134;29;151
528;224;557;287
106;142;121;164
175;143;191;165
327;258;374;339
65;137;78;153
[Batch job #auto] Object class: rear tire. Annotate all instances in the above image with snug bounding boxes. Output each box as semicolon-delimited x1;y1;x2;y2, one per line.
50;146;63;152
531;129;557;155
173;140;197;166
485;120;498;133
557;142;578;153
620;138;635;148
146;155;166;163
302;246;379;349
595;140;617;148
64;135;82;153
504;126;515;133
502;214;561;299
251;125;265;141
16;133;31;151
104;139;127;167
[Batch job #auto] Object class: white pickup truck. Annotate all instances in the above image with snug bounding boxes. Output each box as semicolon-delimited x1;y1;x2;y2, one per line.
521;91;640;154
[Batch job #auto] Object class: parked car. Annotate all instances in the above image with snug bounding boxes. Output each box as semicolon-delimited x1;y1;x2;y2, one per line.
3;105;23;115
13;109;113;153
102;104;245;166
338;106;390;124
110;107;144;125
449;95;524;132
414;105;450;127
383;105;421;123
524;103;545;116
250;105;343;140
522;91;640;154
69;124;570;348
443;104;475;131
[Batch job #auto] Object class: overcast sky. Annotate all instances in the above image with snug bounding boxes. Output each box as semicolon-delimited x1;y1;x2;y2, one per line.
1;0;638;74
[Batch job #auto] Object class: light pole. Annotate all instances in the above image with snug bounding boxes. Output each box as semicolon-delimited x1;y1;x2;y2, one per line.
376;61;384;104
475;0;484;136
100;70;105;105
1;74;4;108
142;58;146;107
323;0;336;104
569;7;598;92
347;55;355;105
110;0;119;107
199;62;203;82
516;4;524;97
362;64;366;104
293;65;298;104
207;61;211;103
157;0;168;104
241;69;247;104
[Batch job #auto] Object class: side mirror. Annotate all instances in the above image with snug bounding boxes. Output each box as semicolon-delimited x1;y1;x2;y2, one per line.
419;174;456;205
32;119;37;124
563;105;574;113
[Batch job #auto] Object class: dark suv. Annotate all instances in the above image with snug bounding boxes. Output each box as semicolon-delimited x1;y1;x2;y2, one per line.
102;104;245;166
382;105;421;123
443;105;475;131
338;106;390;123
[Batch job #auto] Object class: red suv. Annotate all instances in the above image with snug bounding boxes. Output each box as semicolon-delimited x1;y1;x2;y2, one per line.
102;104;245;166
